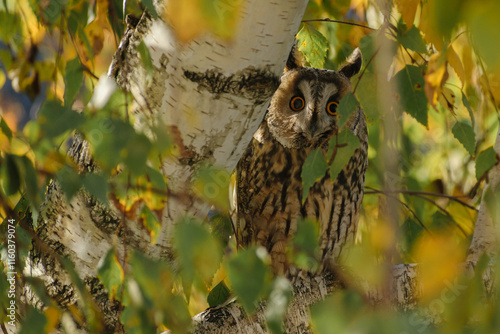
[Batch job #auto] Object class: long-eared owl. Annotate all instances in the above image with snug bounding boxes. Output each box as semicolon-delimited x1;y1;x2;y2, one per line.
236;47;368;275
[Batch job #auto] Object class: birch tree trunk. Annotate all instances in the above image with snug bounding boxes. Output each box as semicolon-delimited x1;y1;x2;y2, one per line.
30;0;309;332
26;0;499;333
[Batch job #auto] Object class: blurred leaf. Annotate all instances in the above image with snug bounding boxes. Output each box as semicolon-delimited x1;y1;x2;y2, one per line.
209;211;233;249
141;0;158;18
44;306;60;333
401;218;424;256
288;218;320;271
413;233;464;302
301;148;328;202
296;23;328;68
82;173;109;204
64;57;84;106
207;280;230;308
452;121;476;157
476;146;497;180
19;306;47;334
124;133;152;177
165;0;206;42
356;70;380;122
137;41;154;82
38;100;85;139
138;205;161;244
461;92;475;127
394;0;419;27
97;248;124;300
56;165;83;200
1;154;20;195
0;116;12;140
397;25;427;53
337;92;360;129
265;277;292;334
193;165;230;210
467;0;500;70
328;129;360;182
174;217;223;290
311;291;365;334
447;45;465;86
226;247;270;313
392;65;428;126
425;54;448;107
200;0;245;40
358;32;377;64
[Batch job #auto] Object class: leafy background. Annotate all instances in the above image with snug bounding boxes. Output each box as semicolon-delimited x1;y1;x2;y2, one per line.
0;0;499;333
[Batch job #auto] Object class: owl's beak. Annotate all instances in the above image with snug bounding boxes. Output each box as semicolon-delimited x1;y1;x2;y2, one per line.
309;122;318;137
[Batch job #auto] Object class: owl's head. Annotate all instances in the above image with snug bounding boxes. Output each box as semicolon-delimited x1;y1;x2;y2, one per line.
266;48;362;149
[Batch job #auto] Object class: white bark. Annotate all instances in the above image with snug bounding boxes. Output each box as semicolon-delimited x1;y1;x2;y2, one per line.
467;124;500;262
30;0;309;331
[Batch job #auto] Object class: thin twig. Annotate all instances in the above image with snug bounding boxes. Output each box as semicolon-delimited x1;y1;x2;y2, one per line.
301;18;377;31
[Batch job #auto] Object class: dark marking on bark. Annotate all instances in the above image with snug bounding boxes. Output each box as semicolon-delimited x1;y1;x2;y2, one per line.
183;66;280;104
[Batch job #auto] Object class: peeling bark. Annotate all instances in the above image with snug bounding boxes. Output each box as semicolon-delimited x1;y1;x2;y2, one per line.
467;124;500;262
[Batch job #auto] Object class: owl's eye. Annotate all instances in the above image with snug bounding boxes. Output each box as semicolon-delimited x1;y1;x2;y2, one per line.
290;96;305;111
326;101;339;116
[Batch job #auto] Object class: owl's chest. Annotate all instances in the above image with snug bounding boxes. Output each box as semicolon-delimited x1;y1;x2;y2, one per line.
238;137;326;219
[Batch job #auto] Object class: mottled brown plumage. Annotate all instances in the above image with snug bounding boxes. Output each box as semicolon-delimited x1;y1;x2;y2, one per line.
236;48;368;275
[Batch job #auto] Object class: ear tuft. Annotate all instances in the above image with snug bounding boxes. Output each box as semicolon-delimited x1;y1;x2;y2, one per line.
339;48;362;78
284;43;304;72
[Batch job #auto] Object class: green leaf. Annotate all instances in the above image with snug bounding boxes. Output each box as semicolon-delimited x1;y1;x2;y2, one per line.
141;0;158;18
1;154;20;195
337;92;360;129
301;148;328;202
138;205;161;244
462;92;475;127
137;41;154;82
193;165;230;210
209;211;234;249
64;57;84;106
265;277;293;334
82;173;109;203
18;306;47;334
97;248;124;300
38;100;85;139
452;121;476;157
124;133;152;177
56;165;83;200
207;280;231;308
359;32;377;65
476;146;498;180
401;218;424;255
0;117;12;140
174;217;223;290
226;247;270;313
356;70;380;122
397;25;427;54
296;23;328;68
289;218;320;271
328;129;360;182
392;65;428;126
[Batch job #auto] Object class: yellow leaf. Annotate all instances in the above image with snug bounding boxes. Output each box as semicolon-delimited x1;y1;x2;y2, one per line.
0;131;9;152
447;45;465;87
413;233;465;302
461;43;474;87
424;54;448;106
42;151;66;174
44;306;60;332
165;0;207;43
418;2;443;50
438;86;457;113
394;0;419;28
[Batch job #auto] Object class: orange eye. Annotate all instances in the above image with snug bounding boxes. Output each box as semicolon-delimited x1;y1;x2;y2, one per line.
290;96;305;111
326;101;339;116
